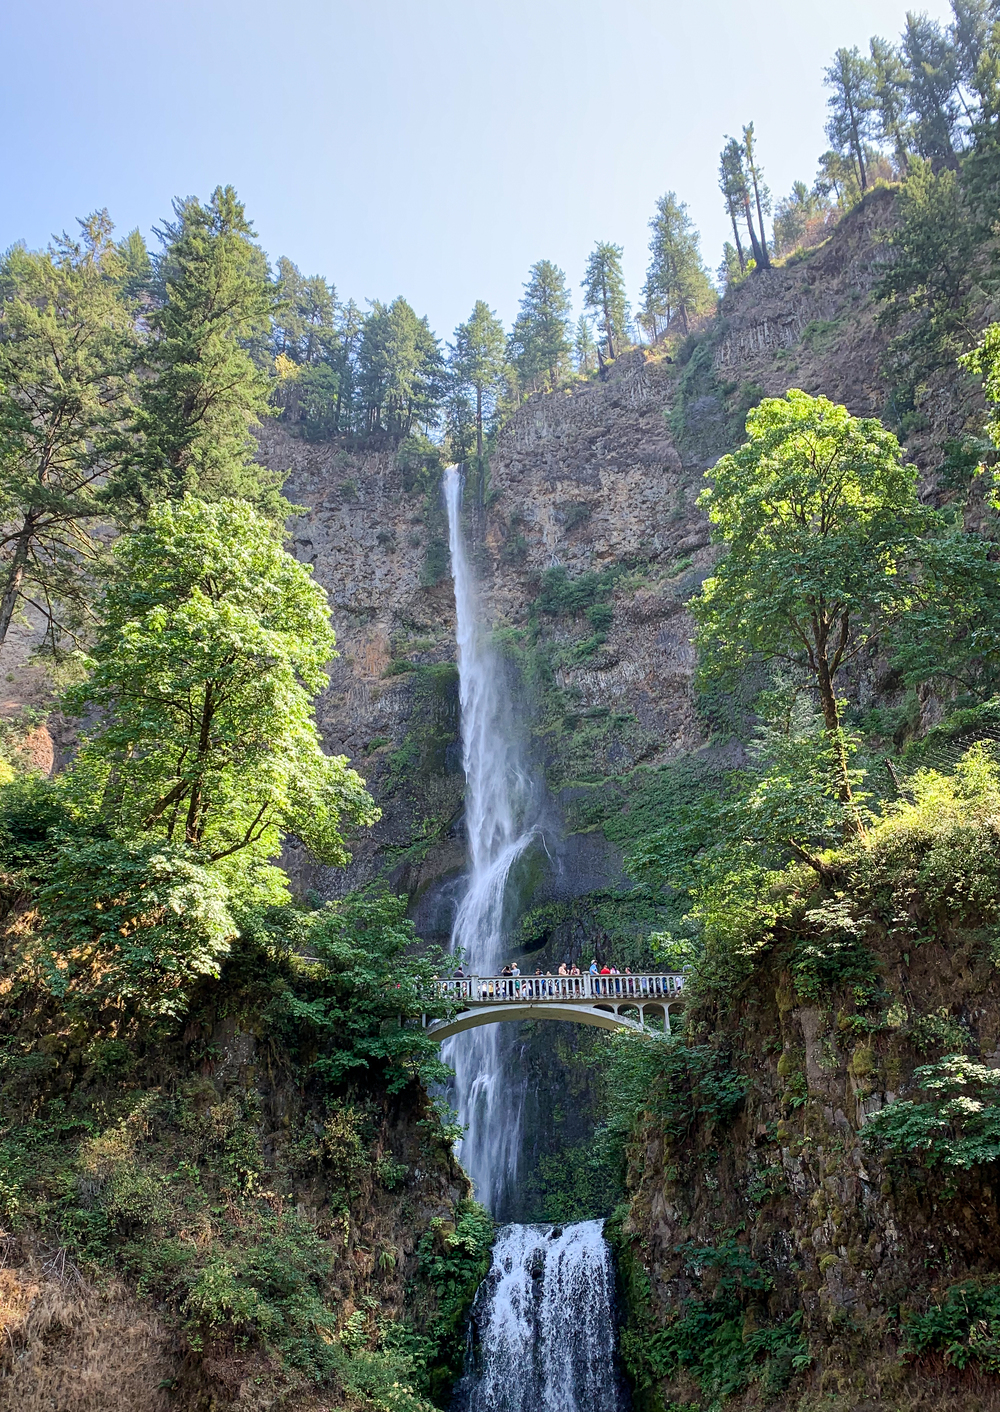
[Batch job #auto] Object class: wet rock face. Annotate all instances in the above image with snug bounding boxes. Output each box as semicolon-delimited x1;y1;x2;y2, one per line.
260;349;712;908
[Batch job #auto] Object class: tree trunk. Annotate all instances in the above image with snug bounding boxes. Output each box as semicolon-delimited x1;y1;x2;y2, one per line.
750;178;771;268
0;518;34;649
743;197;765;267
816;650;859;828
476;385;485;519
729;213;746;271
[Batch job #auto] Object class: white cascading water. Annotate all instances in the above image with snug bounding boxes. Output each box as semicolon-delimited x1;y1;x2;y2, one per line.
442;465;538;1213
443;468;628;1412
452;1222;630;1412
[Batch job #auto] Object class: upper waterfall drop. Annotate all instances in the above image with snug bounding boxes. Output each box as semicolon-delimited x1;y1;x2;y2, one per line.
442;465;540;1213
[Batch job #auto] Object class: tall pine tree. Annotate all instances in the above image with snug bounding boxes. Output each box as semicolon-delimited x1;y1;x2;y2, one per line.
127;186;284;519
581;243;630;360
641;193;715;337
0;214;136;650
509;260;572;394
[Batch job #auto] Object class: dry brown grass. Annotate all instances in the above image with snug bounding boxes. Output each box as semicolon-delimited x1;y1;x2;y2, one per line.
0;1238;178;1412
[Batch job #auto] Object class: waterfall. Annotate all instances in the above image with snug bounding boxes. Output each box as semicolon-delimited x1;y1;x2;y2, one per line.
442;465;538;1213
453;1221;630;1412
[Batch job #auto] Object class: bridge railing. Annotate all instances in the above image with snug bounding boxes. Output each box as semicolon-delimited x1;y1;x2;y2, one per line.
428;973;685;1004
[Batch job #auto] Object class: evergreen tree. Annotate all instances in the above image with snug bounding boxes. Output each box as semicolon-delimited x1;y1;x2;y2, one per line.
509;260;572;393
127;186;284;519
720;138;766;269
870;35;914;169
573;314;598;373
332;297;364;434
773;182;833;256
814;149;863;209
825;47;877;191
357;298;443;440
641;192;715;337
581;242;630;359
951;0;1000;126
116;228;153;304
718;142;748;271
449;301;507;507
902;12;962;164
742;124;772;269
272;258;336;365
0;215;136;650
717;242;743;289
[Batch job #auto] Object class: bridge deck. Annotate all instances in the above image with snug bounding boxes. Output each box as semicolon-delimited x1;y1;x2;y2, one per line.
431;973;685;1005
422;973;685;1041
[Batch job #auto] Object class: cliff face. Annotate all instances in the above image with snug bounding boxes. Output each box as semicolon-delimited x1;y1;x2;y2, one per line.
264;348;712;936
613;835;1000;1411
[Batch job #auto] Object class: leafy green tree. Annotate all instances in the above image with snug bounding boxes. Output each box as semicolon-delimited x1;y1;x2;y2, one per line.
825;46;877;191
63;496;377;900
581;242;630;359
640;192;716;337
509;260;572;393
449;301;507;505
357;297;443;440
573;314;598;373
37;838;233;1023
127;186;284;519
0;214;136;650
693;390;928;807
282;891;455;1093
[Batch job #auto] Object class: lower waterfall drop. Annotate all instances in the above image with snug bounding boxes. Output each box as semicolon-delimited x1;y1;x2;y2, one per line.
453;1221;630;1412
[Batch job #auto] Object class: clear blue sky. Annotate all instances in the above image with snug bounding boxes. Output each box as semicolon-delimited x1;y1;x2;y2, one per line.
2;0;953;342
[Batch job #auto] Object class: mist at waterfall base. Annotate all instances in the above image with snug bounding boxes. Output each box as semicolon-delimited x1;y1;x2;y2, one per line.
453;1222;630;1412
441;465;541;1217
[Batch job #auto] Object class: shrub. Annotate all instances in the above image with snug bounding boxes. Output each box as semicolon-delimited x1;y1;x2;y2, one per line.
864;1055;1000;1169
903;1280;1000;1372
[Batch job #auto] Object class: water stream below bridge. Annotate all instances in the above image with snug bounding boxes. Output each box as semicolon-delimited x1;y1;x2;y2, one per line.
442;467;630;1411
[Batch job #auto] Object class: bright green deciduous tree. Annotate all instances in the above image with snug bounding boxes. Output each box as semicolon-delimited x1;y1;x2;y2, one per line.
128;186;285;519
37;838;234;1024
0;214;137;651
581;242;630;360
693;390;928;808
640;192;716;337
509;260;572;393
64;496;377;898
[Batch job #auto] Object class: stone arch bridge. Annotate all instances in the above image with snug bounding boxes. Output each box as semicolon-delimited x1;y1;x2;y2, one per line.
421;973;685;1041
